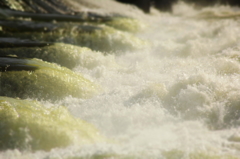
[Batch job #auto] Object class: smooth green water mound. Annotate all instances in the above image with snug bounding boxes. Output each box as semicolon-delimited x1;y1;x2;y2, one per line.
105;18;146;33
0;97;105;151
0;58;99;100
0;43;94;69
76;25;148;52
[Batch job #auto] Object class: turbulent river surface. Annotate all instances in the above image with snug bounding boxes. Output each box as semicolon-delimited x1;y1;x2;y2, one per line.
2;1;240;159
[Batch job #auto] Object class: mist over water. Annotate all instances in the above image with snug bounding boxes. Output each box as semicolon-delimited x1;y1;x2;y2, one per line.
2;2;240;159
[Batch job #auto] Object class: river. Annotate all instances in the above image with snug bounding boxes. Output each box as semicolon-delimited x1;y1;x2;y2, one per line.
1;1;240;159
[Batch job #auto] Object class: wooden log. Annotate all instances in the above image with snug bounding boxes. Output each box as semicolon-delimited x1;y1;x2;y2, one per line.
48;0;73;13
33;0;63;14
0;37;52;48
21;0;50;13
0;18;102;34
0;9;113;22
0;20;58;32
0;56;38;71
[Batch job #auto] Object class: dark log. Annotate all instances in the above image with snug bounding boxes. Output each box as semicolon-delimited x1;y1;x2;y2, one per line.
33;0;63;14
0;20;58;32
1;0;74;14
21;0;46;13
48;0;73;14
0;19;102;35
0;9;113;22
0;56;38;72
0;38;52;48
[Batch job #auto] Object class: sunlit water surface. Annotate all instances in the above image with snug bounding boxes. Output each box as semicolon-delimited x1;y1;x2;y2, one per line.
2;2;240;159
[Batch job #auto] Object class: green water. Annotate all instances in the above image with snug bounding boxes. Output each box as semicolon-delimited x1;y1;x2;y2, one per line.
0;58;99;100
0;97;105;151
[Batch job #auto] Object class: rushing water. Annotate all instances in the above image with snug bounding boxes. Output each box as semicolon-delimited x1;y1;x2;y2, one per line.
2;1;240;159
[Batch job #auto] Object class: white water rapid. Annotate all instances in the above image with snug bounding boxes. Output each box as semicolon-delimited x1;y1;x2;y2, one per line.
2;1;240;159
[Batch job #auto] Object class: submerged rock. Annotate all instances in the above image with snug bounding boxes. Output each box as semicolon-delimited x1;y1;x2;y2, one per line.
0;97;105;151
0;57;99;101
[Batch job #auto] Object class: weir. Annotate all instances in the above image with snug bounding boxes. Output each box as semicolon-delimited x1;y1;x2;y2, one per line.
1;0;240;159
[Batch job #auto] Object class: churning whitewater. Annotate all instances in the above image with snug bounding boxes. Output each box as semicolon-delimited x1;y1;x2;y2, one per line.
2;1;240;159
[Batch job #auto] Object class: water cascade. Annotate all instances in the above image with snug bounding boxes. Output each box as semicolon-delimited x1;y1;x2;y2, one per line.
1;0;240;158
